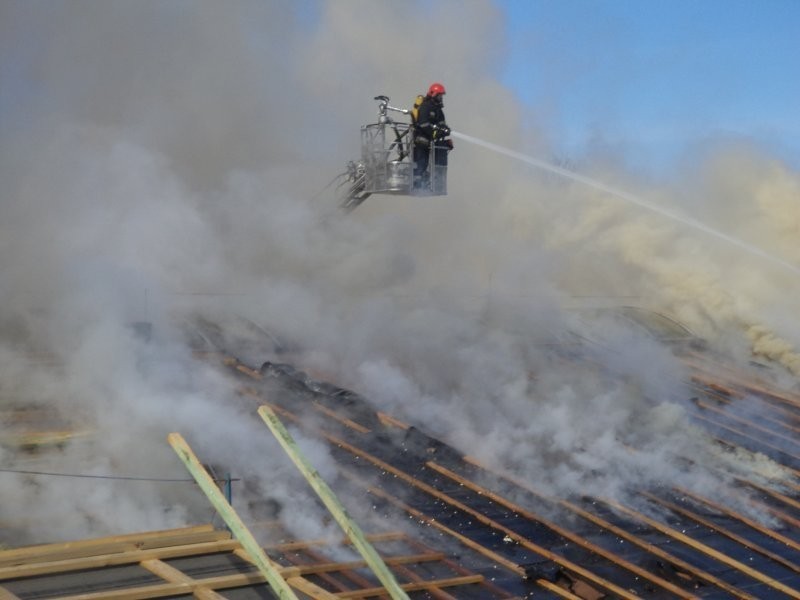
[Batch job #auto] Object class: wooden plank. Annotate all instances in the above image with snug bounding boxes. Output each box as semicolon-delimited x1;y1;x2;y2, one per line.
257;404;409;600
140;559;226;600
286;575;340;599
233;547;272;569
313;401;371;433
389;563;460;600
241;548;445;575
694;398;800;451
743;479;800;512
0;539;240;581
690;411;800;462
241;549;384;598
0;586;22;600
294;547;451;600
769;509;800;530
140;558;193;582
238;388;519;589
134;530;233;551
689;388;800;436
643;492;800;576
786;479;800;494
223;357;263;380
564;498;756;599
676;486;800;553
401;536;518;599
50;572;266;600
232;548;306;581
0;525;221;566
460;456;757;600
331;435;641;600
534;579;585;600
376;412;409;430
342;470;527;578
248;390;633;600
283;552;445;577
0;430;91;448
335;575;484;599
426;461;698;600
604;497;800;599
284;546;368;595
261;531;406;553
236;364;262;379
688;364;800;412
168;432;299;600
345;471;615;600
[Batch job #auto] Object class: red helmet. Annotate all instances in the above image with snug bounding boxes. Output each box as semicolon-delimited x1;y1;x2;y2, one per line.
428;82;446;97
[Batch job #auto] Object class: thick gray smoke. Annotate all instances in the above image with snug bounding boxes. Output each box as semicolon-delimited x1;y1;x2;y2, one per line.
1;1;797;546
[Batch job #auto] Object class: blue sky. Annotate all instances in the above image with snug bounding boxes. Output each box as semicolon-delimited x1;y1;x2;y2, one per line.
497;0;800;172
3;1;796;177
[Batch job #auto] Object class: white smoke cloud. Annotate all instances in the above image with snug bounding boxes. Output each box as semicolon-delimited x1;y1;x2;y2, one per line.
1;0;798;548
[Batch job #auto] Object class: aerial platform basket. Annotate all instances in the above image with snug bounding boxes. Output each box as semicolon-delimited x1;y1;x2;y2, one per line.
338;95;447;212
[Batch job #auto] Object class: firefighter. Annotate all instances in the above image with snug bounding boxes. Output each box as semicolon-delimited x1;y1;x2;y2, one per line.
412;82;452;187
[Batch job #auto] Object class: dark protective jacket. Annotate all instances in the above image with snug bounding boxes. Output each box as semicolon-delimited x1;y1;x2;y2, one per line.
413;95;448;145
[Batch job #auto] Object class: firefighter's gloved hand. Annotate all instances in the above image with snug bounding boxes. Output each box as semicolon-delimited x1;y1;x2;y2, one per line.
434;124;451;137
446;139;454;150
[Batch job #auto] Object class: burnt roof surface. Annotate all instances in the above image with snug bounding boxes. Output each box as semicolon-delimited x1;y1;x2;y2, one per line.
2;319;800;599
241;354;800;599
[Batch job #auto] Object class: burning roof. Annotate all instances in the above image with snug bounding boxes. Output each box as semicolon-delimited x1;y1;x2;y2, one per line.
2;314;798;599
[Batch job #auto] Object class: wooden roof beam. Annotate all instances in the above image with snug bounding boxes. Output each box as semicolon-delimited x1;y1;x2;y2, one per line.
603;497;800;599
0;539;240;581
257;404;409;600
168;432;300;600
461;455;757;600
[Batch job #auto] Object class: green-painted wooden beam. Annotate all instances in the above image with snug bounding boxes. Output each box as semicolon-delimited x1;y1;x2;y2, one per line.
257;404;410;600
167;432;300;600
